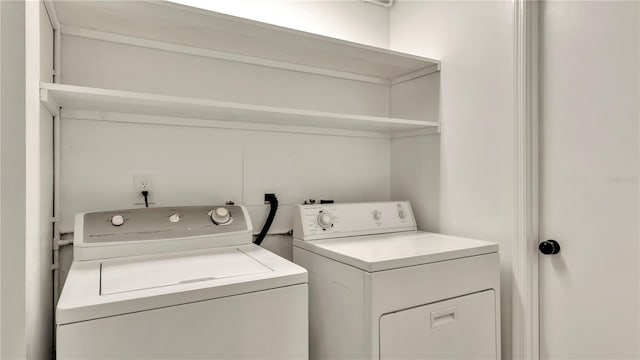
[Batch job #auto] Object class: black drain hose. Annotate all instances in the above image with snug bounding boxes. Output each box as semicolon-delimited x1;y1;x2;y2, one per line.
254;193;278;246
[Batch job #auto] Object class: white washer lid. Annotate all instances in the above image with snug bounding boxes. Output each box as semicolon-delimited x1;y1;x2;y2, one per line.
101;247;271;295
57;244;307;325
293;231;498;272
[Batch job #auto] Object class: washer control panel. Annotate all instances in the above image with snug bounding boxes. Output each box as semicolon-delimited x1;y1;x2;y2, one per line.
293;201;417;240
74;205;254;261
81;205;248;244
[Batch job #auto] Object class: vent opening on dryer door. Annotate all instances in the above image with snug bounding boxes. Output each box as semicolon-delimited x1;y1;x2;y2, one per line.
379;290;497;359
100;248;272;295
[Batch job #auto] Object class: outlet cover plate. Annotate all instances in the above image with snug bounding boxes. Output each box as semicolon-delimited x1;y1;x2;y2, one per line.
133;172;155;205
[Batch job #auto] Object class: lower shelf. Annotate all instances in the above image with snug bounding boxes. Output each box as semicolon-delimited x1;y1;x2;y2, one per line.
40;83;440;138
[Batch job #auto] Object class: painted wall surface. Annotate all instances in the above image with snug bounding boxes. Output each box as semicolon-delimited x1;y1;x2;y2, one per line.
390;1;515;357
391;135;440;231
58;119;391;233
391;73;441;231
168;0;389;48
24;2;54;359
0;1;27;358
539;1;639;358
1;2;2;352
0;1;53;358
61;35;389;117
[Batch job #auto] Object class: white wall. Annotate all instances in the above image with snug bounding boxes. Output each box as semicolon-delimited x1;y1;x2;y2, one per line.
0;1;27;358
390;72;441;231
1;2;2;352
391;134;440;231
1;3;4;356
390;1;515;357
25;1;54;358
58;119;391;233
0;1;54;359
168;0;389;48
61;35;389;117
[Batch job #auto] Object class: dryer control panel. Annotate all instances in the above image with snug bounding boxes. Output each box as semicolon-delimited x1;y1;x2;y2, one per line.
74;205;253;261
293;201;417;241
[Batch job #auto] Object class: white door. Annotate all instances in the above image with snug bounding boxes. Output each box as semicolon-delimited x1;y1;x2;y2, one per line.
539;1;639;358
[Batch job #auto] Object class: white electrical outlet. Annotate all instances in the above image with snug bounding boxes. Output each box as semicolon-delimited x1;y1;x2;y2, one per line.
133;173;155;205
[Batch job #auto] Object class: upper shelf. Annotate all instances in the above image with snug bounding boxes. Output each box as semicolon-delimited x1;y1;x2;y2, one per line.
52;1;439;84
40;83;439;136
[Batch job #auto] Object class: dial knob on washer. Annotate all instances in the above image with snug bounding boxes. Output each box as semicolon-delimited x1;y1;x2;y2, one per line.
317;212;332;229
169;213;180;223
111;215;125;227
373;210;382;221
210;207;231;225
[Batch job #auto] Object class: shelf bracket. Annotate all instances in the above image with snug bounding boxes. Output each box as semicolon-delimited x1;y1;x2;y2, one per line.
40;87;61;116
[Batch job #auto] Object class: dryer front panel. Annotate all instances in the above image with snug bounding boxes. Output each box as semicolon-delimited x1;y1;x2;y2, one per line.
379;290;497;359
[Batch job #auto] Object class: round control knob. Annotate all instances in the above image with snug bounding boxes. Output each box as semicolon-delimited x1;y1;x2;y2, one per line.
210;207;231;225
317;212;332;229
539;239;561;255
397;205;407;219
373;210;382;221
169;213;180;223
111;215;125;227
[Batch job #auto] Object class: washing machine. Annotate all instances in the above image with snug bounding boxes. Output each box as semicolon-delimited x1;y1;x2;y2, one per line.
292;201;500;359
57;205;308;359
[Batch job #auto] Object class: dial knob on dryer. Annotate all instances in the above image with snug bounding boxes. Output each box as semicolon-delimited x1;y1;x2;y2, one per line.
397;204;407;219
111;215;125;227
317;212;332;229
169;213;181;223
210;207;231;225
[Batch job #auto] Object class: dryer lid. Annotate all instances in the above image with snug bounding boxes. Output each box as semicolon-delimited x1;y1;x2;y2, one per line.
293;231;498;272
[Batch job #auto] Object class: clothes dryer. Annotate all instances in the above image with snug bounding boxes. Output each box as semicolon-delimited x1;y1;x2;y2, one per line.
292;201;500;359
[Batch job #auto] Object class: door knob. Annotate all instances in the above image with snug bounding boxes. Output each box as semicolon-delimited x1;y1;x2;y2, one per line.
539;240;561;255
